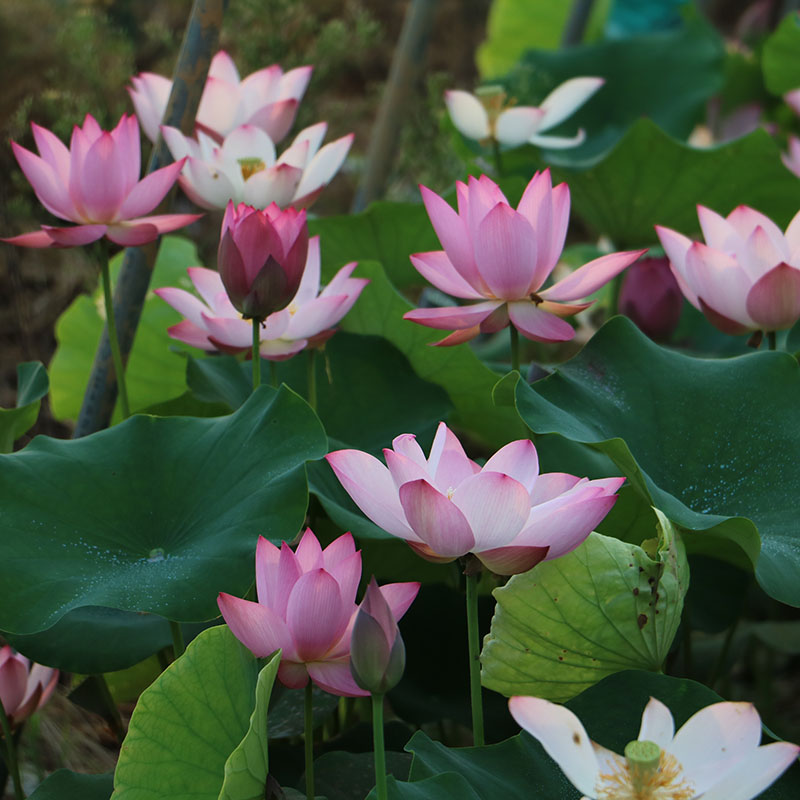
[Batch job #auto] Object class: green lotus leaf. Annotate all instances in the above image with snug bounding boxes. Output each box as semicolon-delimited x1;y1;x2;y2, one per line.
0;386;327;634
509;316;800;607
482;512;688;701
29;771;113;800
763;12;800;96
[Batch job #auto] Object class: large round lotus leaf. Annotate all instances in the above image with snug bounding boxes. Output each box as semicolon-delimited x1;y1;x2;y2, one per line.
0;386;327;634
763;12;800;95
406;670;800;798
482;513;688;702
542;119;800;248
508;316;800;607
29;770;113;800
113;625;277;800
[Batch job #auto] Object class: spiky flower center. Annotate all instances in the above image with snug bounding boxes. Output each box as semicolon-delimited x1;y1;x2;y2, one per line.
238;157;266;180
595;740;695;800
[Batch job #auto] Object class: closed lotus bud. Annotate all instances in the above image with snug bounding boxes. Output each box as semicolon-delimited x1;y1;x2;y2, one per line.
217;200;309;320
350;577;412;695
0;646;59;728
619;256;683;341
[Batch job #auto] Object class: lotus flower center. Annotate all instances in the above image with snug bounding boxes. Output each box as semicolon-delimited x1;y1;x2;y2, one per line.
288;302;298;316
594;740;694;800
446;486;455;500
238;157;266;180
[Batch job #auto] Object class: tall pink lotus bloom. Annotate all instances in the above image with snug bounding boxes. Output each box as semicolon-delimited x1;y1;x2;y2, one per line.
656;205;800;335
3;114;199;248
155;236;367;359
0;646;58;728
218;530;419;697
446;77;605;149
509;695;800;800
404;171;645;345
217;200;309;320
326;423;624;576
129;50;312;144
161;122;353;210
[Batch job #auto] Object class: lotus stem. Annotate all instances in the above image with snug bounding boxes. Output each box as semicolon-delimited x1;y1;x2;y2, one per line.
0;698;24;800
100;244;130;419
252;318;261;390
307;348;317;411
465;571;485;746
304;682;315;800
767;331;777;351
170;620;185;659
510;323;520;374
371;693;388;800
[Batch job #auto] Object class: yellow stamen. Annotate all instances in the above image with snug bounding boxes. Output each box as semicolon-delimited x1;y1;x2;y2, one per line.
238;157;266;180
595;747;695;800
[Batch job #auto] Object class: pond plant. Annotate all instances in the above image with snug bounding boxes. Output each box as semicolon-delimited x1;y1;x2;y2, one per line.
2;3;800;800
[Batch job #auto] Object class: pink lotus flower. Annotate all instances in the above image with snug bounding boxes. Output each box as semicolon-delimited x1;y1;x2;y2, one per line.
656;206;800;334
509;695;800;800
3;114;200;248
129;50;312;144
0;646;58;727
218;530;419;697
619;256;684;342
404;172;645;345
161;122;353;210
326;423;624;576
155;236;367;359
217;200;309;320
350;577;408;695
445;77;604;149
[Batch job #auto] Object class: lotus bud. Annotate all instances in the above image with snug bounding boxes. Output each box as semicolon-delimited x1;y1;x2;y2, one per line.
619;256;683;341
350;577;412;695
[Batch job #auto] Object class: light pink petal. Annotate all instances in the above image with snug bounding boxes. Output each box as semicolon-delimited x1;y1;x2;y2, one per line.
398;479;475;558
284;295;348;338
740;225;789;282
508;697;599;798
325;450;418;540
3;224;107;249
217;592;294;659
410;251;485;300
746;262;800;331
164;320;215;350
283;122;326;162
293;134;353;204
697;205;740;252
200;312;252;349
117;160;185;220
427;422;481;492
404;300;503;331
244;163;302;209
277;660;309;689
784;205;800;252
540;249;646;302
294;528;324;572
507;301;575;342
444;90;490;140
221;124;277;163
637;697;675;748
529;131;587;149
307;660;369;698
20;664;58;711
286;569;348;661
209;50;240;83
727;205;787;251
112;114;142;194
31;122;71;181
474;203;537;300
186;266;226;310
391;433;428;468
322;531;357;568
277;65;313;102
482;439;539;493
326;550;362;607
78;132;128;221
475;545;549;576
11;142;75;221
529;473;583;505
153;287;211;327
429;326;482;346
655;225;699;307
197;76;241;138
468;174;510;232
160;125;198;162
684;242;754;328
378;581;420;622
515;170;555;288
451;471;530;549
537;77;605;133
247;99;301;144
179;158;240;209
495;107;545;147
253;535;281;602
385;448;431;491
292;235;321;305
129;73;172;143
265;540;302;619
669;702;763;794
516;493;619;559
419;185;486;294
112;212;201;237
701;742;800;800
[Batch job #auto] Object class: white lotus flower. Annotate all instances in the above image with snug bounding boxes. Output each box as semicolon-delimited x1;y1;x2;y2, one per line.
445;77;604;150
161;122;353;210
509;695;799;800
